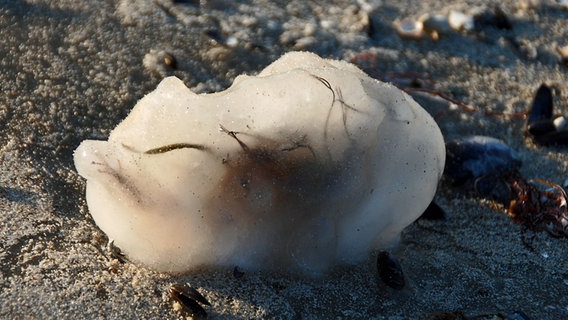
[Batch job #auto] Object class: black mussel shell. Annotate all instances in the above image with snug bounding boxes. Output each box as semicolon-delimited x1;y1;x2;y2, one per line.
527;85;553;129
169;284;210;319
377;251;405;290
527;84;554;136
530;130;568;146
526;84;568;145
170;284;211;306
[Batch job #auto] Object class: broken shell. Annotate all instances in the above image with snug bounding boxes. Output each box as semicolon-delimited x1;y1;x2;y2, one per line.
395;18;424;39
107;240;127;263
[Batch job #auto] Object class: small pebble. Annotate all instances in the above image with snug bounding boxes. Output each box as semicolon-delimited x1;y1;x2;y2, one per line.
554;0;568;10
142;49;177;75
553;116;568;131
162;52;177;69
395;18;424;39
558;44;568;64
448;10;474;31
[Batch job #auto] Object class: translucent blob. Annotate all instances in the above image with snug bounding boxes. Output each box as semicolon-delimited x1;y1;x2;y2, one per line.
74;52;445;275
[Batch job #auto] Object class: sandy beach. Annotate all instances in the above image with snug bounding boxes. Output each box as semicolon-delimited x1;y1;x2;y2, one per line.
1;0;567;319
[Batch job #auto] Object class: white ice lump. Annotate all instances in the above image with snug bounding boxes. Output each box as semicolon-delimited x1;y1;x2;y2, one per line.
74;52;445;275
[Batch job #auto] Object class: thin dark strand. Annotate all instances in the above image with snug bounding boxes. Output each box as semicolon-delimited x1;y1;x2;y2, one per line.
97;166;142;202
144;143;207;154
281;139;317;159
530;178;568;237
335;87;362;138
311;75;336;101
405;88;528;118
335;87;360;113
312;75;338;143
219;124;250;152
530;178;568;198
311;74;363;142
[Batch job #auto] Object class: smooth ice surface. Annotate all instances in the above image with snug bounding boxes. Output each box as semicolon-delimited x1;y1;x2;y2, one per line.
74;52;445;275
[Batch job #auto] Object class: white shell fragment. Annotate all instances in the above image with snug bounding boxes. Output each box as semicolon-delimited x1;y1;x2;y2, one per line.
553;116;568;131
74;52;445;275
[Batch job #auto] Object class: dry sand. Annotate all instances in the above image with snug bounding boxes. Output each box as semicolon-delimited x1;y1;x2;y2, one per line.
1;0;567;319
